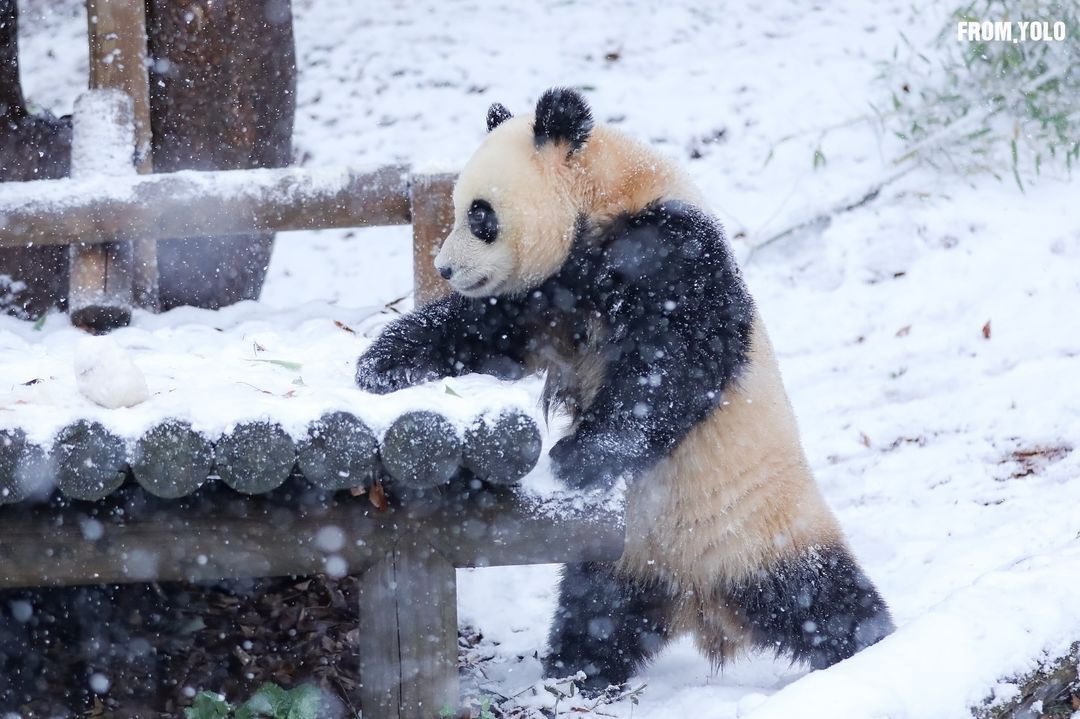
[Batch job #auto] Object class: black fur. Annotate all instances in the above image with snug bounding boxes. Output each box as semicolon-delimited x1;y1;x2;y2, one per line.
468;199;499;244
544;562;673;692
724;544;894;669
354;292;530;394
487;102;512;132
533;87;594;151
356;200;754;490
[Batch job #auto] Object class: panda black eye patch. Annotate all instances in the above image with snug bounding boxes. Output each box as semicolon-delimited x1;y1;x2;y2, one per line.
468;199;499;244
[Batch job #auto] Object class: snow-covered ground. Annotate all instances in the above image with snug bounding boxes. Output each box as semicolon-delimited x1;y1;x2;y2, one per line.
11;0;1080;717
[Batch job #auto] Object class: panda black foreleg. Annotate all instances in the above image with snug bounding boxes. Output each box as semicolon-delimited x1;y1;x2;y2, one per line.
544;562;674;692
356;292;528;393
723;544;894;669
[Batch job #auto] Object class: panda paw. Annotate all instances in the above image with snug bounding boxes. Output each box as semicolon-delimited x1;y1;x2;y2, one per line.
549;435;624;490
355;353;433;394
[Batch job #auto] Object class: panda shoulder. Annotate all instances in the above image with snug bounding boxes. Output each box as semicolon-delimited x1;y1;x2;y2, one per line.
603;199;728;261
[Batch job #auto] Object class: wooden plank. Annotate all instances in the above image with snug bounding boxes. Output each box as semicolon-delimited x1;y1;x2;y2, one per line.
393;538;459;719
0;164;412;248
0;495;394;587
409;173;456;305
0;488;623;587
357;551;402;719
67;90;136;332
394;486;627;569
87;0;158;311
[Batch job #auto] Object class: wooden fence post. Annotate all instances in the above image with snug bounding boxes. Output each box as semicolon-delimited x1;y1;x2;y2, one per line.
358;537;460;719
409;173;456;305
68;90;136;332
86;0;158;313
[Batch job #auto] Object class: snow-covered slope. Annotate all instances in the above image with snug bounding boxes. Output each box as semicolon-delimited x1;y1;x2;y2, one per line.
11;0;1080;716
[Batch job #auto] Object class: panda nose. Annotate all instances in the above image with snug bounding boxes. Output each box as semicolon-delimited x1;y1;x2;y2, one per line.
438;266;453;280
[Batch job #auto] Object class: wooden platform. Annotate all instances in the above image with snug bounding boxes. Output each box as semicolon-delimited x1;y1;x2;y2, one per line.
0;480;625;717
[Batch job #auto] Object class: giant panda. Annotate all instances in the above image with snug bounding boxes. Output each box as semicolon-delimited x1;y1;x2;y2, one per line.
356;88;893;690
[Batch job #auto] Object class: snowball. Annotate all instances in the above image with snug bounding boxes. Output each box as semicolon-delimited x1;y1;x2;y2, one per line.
73;336;150;409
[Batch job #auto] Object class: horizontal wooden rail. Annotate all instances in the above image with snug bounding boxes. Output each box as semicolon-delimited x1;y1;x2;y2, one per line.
0;164;412;247
0;485;625;588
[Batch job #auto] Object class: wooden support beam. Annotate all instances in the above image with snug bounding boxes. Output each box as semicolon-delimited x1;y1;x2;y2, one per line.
358;540;459;719
0;486;624;587
357;550;403;716
87;0;158;311
409;173;456;305
0;164;412;248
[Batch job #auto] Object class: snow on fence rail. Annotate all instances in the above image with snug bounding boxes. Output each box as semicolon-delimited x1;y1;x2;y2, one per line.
0;163;414;247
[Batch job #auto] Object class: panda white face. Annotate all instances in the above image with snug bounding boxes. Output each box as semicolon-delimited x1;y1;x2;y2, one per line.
434;104;585;298
434;195;518;297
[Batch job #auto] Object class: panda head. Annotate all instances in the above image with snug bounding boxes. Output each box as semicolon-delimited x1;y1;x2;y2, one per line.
434;88;595;297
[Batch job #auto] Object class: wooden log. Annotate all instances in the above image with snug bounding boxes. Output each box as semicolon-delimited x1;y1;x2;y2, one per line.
0;0;72;319
0;165;412;249
214;421;296;495
297;411;378;491
379;411;462;489
52;420;127;501
130;420;214;499
87;0;158;311
463;411;542;486
0;428;50;504
409;173;456;305
67;90;136;333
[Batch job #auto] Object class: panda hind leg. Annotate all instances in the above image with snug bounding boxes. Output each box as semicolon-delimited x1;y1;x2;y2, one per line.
544;562;674;693
723;544;894;670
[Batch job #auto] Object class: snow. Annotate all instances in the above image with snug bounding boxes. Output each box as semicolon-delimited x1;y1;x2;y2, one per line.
0;302;540;448
69;89;135;178
10;0;1080;717
73;335;150;408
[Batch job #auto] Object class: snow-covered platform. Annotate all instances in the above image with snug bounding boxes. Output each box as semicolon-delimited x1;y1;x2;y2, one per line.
0;300;547;505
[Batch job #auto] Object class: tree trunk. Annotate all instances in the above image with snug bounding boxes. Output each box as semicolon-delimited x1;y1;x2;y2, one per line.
145;0;297;310
0;0;72;319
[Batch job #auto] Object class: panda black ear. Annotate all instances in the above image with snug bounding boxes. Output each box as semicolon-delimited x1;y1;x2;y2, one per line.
487;103;512;132
533;87;593;152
